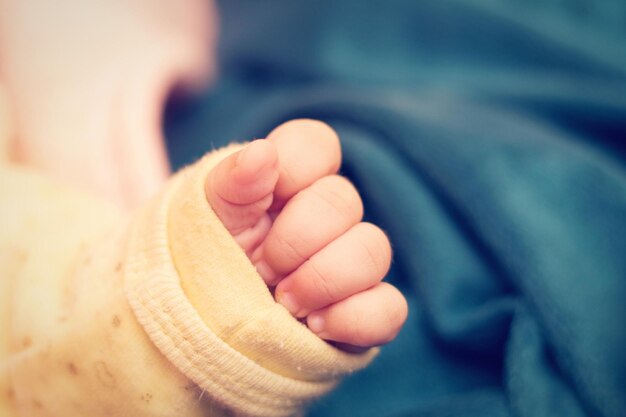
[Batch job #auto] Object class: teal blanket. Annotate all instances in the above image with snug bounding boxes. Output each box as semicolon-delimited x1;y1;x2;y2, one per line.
165;1;626;416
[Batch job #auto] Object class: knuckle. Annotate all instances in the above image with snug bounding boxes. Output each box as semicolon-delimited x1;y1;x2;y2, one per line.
287;119;339;147
266;229;307;270
304;120;341;168
312;176;363;222
382;310;402;343
298;119;338;139
275;119;341;157
382;285;408;336
358;223;392;278
361;284;408;347
347;308;370;346
308;261;340;303
371;308;403;346
343;302;386;347
274;119;339;146
315;123;342;172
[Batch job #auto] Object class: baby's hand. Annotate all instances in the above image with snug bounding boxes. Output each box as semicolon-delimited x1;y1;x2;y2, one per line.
205;120;408;349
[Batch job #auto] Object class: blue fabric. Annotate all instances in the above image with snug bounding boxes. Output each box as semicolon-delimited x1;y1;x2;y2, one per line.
164;1;626;416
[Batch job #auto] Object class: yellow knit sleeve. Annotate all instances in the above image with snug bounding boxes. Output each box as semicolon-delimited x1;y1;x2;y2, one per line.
2;146;376;417
126;145;377;416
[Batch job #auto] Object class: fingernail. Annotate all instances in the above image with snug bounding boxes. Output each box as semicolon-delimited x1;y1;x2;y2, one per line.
276;291;300;315
236;140;274;175
307;314;325;334
250;245;264;263
236;143;253;167
255;260;280;285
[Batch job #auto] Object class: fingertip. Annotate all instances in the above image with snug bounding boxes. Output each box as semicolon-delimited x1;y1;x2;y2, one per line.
307;283;408;348
207;140;278;206
266;119;342;206
255;259;282;286
275;290;301;316
306;313;325;335
205;140;279;235
233;139;278;184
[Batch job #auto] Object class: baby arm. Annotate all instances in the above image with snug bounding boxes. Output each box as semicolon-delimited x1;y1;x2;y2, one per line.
1;119;407;417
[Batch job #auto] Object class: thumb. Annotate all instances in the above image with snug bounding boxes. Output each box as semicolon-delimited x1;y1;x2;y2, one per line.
204;140;279;246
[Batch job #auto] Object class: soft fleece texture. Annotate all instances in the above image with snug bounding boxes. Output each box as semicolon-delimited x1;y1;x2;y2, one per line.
0;123;374;417
164;1;626;417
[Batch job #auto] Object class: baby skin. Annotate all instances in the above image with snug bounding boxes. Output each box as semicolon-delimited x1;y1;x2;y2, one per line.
206;119;407;349
0;1;406;414
0;0;406;349
0;116;408;417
